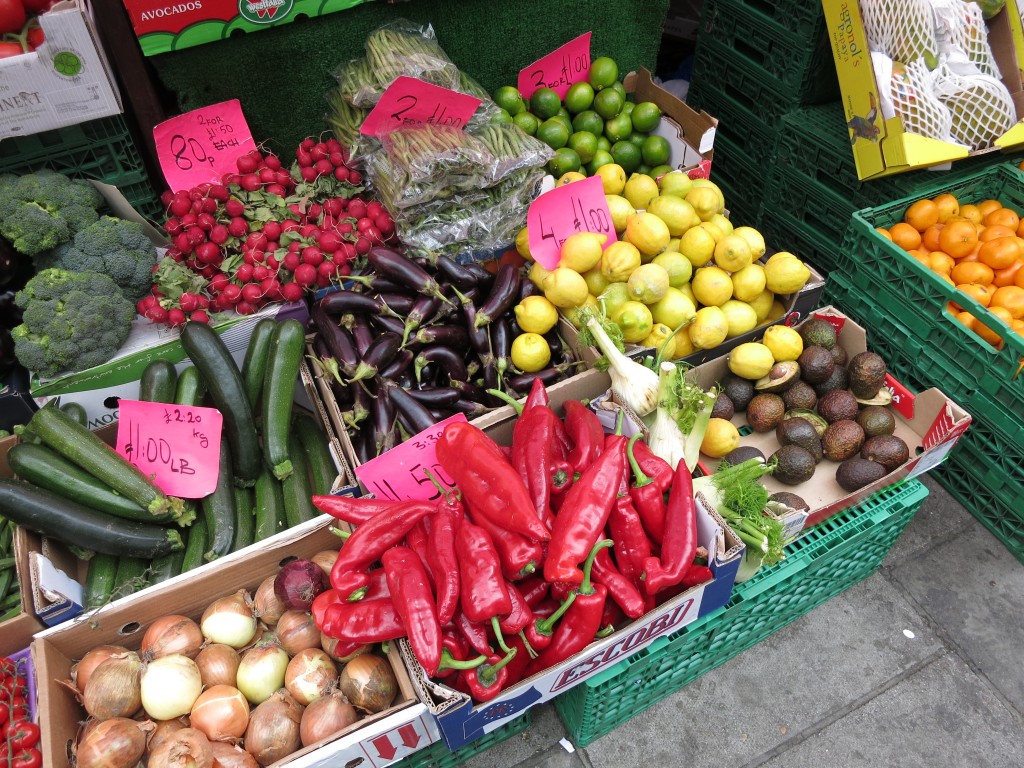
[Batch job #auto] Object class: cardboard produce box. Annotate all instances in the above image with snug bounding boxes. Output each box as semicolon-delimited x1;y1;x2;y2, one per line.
32;516;435;768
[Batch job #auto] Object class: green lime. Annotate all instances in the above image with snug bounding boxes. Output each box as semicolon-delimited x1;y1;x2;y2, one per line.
586;149;615;175
621;101;635;115
536;118;570;149
611;140;642;174
494;86;525;116
558;107;572;122
565;82;595;114
641;134;671;167
551;114;574;137
611;81;627;100
594;88;624;120
588;56;619;90
604;113;633;143
638;164;652;176
568;131;599;163
573;110;604;135
531;87;562;120
549;147;582;176
650;163;674;178
596;136;612;152
491;108;513;125
631;101;662;132
628;131;648;147
512;111;540;136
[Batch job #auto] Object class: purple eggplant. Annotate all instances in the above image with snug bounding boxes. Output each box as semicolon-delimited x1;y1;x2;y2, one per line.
409;324;469;350
368;248;449;303
405;387;461;408
401;294;443;345
380;349;414;380
375;292;417;315
350;332;402;383
451;398;490;419
414;345;469;385
351;315;375;356
474;263;521;328
382;379;436;435
312;304;360;380
319;290;385;316
435;256;480;290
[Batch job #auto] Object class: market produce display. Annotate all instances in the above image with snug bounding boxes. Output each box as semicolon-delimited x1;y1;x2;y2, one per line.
0;655;37;768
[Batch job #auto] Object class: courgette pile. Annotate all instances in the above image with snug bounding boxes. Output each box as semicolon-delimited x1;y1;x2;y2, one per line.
0;318;339;609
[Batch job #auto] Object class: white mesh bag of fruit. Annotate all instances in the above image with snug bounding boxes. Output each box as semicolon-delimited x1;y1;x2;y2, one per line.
932;64;1018;149
859;0;939;68
874;53;958;144
931;0;1001;78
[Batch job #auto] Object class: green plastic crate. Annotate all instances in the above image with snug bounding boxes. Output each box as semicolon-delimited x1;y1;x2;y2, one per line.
711;135;766;228
711;0;826;39
761;162;860;249
395;711;531;768
553;479;929;746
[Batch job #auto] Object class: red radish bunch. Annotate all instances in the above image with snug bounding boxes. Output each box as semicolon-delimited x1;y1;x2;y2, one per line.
146;137;397;328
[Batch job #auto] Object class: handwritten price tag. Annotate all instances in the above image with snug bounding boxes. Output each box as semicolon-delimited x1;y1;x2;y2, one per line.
153;99;256;193
518;32;592;100
355;414;466;502
527;175;614;269
115;400;224;499
360;77;483;137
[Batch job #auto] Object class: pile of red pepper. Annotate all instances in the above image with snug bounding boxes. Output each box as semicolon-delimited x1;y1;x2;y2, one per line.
0;656;40;768
310;379;713;703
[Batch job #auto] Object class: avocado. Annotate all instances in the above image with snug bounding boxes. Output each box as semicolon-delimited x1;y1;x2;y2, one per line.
861;434;910;471
746;393;787;433
754;361;800;394
835;457;887;492
857;405;896;437
797;345;835;384
769;491;810;512
722;373;756;412
799;317;837;350
822;419;866;461
855;388;893;407
813;364;849;397
785;409;828;437
817;389;860;424
847;351;887;399
723;446;766;465
776;417;824;463
830;344;849;367
782;380;818;412
771;444;817;485
711;392;735;421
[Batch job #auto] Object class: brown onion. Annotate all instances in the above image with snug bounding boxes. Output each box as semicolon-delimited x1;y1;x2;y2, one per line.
210;742;260;768
236;635;289;705
253;576;285;628
142;615;204;660
148;718;191;756
311;550;337;576
201;589;258;649
73;644;127;693
299;691;359;747
275;611;321;656
195;644;241;689
340;654;397;714
76;717;150;768
148;727;214;768
189;685;250;742
321;634;372;664
141;654;203;720
244;689;304;766
284;648;338;705
84;652;143;719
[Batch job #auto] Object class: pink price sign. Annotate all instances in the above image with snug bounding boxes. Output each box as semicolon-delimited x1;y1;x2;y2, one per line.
518;32;592;100
527;175;615;269
153;99;256;193
115;400;224;499
354;414;466;502
360;77;483;137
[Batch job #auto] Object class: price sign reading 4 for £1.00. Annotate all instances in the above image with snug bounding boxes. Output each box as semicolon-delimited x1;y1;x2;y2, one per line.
527;175;615;269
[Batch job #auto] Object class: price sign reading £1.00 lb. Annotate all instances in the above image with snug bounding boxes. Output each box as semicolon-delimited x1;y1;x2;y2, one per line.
115;400;224;498
527;175;615;269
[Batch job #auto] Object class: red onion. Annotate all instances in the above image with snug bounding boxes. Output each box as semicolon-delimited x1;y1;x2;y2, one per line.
274;559;327;611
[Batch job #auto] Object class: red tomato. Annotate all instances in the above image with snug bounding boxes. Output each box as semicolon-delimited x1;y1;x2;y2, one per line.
12;749;42;768
23;0;54;12
0;41;24;59
6;721;39;751
0;0;25;35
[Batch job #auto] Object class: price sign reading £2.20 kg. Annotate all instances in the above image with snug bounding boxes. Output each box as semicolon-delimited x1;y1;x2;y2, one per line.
115;400;224;499
527;175;615;270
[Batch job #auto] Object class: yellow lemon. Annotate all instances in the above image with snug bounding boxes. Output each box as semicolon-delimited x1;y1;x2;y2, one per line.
642;323;678;358
557;171;587;186
626;263;671;304
511;332;552;372
599;281;631;317
709;213;733;237
582;265;610;296
678;225;717;268
606;194;636;233
762;324;804;362
672;326;694;357
721;299;759;337
679;281;697;307
698;220;725;242
658;171;693;198
528;261;552;289
691;266;733;307
601;240;642;282
733;226;767;259
562;294;599;328
558;231;607;273
650;287;697;329
748;288;775;321
624;173;660;211
514;295;559;334
765;250;796;265
651;251;693;287
731;263;767;303
596;163;627;195
764;254;812;294
685;186;721;221
542;267;589;308
516;227;533;260
611;300;654;343
667;237;681;252
647;194;700;237
689;306;729;349
625;212;671;259
691;178;726;213
768;300;788;322
701;417;741;458
714;234;753;272
728;341;775;380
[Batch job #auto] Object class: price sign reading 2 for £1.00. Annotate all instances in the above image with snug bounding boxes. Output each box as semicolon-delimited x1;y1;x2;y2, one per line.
360;77;483;137
115;400;224;499
527;175;615;269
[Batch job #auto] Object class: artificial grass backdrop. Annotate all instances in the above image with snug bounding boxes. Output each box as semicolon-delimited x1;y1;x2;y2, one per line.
152;0;670;152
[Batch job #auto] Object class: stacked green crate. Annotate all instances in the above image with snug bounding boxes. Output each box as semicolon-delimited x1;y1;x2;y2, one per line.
553;479;929;745
395;712;531;768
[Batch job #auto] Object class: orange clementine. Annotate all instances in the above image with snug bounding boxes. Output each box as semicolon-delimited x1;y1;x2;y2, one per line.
905;199;939;231
991;285;1024;319
927;251;955;275
951;261;995;285
970;312;1006;348
955;282;994;308
910;250;930;266
983;207;1020;230
875;227;892;241
938;219;978;258
978;237;1022;270
1011;318;1024;335
1016;218;1024;238
1014;264;1024;289
889;222;922;251
979;224;1016;242
959;204;983;225
954;310;975;328
922;224;945;252
938;272;956;286
933;193;960;223
993;261;1023;288
977;199;1003;218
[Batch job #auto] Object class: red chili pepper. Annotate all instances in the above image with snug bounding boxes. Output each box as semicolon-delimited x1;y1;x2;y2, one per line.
454;609;493;656
642;459;698;596
627;434;668;544
544;435;627;585
320;597;406;643
425;501;460;625
383;546;442;676
458;649;517;702
404;520;435;591
511;403;573;529
437;421;550;541
608;485;653;590
631;437;674;493
498;581;533;635
600;600;624;631
312;589;345;627
591;546;646;619
503;631;536;686
468;508;544;581
564;399;605;474
364;568;390;599
331;569;372;601
529;597;560;621
523;591;576;652
457;522;513;624
311;494;399;525
330;500;434;589
518;576;550;608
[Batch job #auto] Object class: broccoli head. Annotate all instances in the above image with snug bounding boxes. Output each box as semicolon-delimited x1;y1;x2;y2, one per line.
12;268;136;378
0;170;103;257
35;216;158;302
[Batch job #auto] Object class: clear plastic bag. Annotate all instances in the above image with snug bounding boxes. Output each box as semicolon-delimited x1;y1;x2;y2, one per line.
881;56;957;144
860;0;939;68
469;123;555;185
361;20;462;104
383;123;495;183
332;57;381;109
933;65;1017;149
931;0;1001;78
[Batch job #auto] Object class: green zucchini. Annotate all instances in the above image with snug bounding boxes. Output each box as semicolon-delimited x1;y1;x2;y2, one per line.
175;365;207;407
180;322;261;488
113;557;150;597
150;550;186;584
281;432;317;528
84;554;119;608
180;517;208;574
241;317;277;413
293;412;338;495
231;485;255;552
202;436;236;562
139;360;178;403
7;442;171;523
254;465;285;541
0;478;184;559
26;404;190;524
59;401;88;426
262;320;306;480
